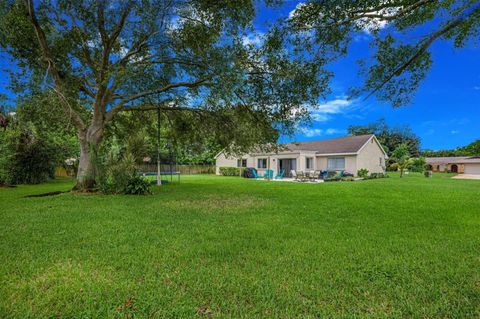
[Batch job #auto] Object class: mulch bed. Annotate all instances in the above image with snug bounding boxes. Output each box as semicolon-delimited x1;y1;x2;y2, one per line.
24;191;67;198
0;183;17;188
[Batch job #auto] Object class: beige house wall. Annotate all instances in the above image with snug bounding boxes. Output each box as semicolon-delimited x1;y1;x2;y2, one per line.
430;164;465;173
215;152;238;175
356;137;386;174
215;136;387;176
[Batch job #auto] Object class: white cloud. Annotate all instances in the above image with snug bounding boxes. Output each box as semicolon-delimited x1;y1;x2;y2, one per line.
474;86;480;90
325;128;346;135
300;127;346;137
301;128;323;137
288;2;307;20
308;98;355;123
356;6;398;34
315;99;352;113
310;113;331;122
451;130;460;134
242;32;264;47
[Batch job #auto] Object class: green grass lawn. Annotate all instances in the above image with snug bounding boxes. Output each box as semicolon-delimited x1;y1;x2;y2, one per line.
1;173;479;318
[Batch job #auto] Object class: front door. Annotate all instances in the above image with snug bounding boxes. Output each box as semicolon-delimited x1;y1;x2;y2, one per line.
279;159;297;177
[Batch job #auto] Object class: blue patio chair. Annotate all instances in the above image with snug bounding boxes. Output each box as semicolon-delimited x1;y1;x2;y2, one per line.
275;170;285;180
265;169;274;179
252;170;263;179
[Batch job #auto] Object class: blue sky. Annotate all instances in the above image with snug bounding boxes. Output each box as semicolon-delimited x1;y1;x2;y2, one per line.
256;1;480;150
1;1;479;150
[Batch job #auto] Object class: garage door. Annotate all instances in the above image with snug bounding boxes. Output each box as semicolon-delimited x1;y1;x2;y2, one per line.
464;163;480;174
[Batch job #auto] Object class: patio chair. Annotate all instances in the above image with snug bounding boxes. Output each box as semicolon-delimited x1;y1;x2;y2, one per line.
266;169;274;179
307;170;318;181
252;170;263;179
290;170;298;181
319;170;328;180
275;170;285;180
297;171;307;182
313;170;321;180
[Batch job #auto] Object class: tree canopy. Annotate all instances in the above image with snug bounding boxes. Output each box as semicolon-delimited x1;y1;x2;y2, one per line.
348;118;421;156
0;0;330;189
287;0;480;106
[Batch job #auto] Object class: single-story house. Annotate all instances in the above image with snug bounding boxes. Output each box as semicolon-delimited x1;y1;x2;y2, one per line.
425;156;480;174
425;157;468;173
215;134;387;177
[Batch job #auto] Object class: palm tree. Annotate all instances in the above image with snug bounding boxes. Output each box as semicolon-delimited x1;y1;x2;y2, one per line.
392;144;412;178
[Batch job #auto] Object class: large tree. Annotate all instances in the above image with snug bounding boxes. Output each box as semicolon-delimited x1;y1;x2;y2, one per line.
0;0;328;190
348;118;421;156
288;0;480;106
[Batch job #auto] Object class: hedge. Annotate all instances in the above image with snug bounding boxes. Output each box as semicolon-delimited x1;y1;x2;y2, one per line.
219;167;241;176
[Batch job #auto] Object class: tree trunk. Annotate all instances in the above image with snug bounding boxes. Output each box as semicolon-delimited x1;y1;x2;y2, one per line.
74;126;104;191
400;168;404;178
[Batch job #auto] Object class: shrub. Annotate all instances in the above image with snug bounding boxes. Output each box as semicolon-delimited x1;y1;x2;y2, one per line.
357;168;369;178
219;167;240;176
96;153;151;195
410;157;426;173
366;172;389;179
324;171;341;181
0;124;56;185
125;176;152;195
389;163;399;171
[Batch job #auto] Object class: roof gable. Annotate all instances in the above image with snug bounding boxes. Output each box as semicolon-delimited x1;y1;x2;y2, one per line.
283;134;375;155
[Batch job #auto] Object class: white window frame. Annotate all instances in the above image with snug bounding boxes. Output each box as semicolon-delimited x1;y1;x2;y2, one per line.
327;157;345;170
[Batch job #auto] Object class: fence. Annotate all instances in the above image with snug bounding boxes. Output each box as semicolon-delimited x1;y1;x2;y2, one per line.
137;164;215;175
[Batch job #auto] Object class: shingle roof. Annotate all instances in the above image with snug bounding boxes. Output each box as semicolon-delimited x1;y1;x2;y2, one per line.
283;134;375;154
425;157;472;164
457;157;480;164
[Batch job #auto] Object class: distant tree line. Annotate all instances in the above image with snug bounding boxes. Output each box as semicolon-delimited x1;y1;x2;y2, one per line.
421;140;480;157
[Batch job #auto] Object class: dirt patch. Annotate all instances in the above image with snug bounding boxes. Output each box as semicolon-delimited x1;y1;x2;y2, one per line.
0;183;16;188
24;191;67;198
163;195;264;211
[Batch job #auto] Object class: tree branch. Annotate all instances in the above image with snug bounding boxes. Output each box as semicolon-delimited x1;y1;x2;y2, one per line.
110;2;133;44
105;76;212;122
97;1;108;47
328;0;436;28
365;3;480;100
25;0;85;131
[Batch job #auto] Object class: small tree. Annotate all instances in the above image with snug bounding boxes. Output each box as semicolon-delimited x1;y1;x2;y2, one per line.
391;143;412;178
410;157;426;173
0;123;57;185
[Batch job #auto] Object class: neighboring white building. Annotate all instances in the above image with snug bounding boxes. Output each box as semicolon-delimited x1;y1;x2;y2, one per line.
215;134;387;177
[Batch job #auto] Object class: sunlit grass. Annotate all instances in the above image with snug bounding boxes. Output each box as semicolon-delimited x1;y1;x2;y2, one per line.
1;173;479;318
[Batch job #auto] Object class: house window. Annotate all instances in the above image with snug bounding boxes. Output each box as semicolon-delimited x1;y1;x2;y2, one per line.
237;159;247;167
327;157;345;170
379;157;383;166
257;158;267;169
306;157;314;170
